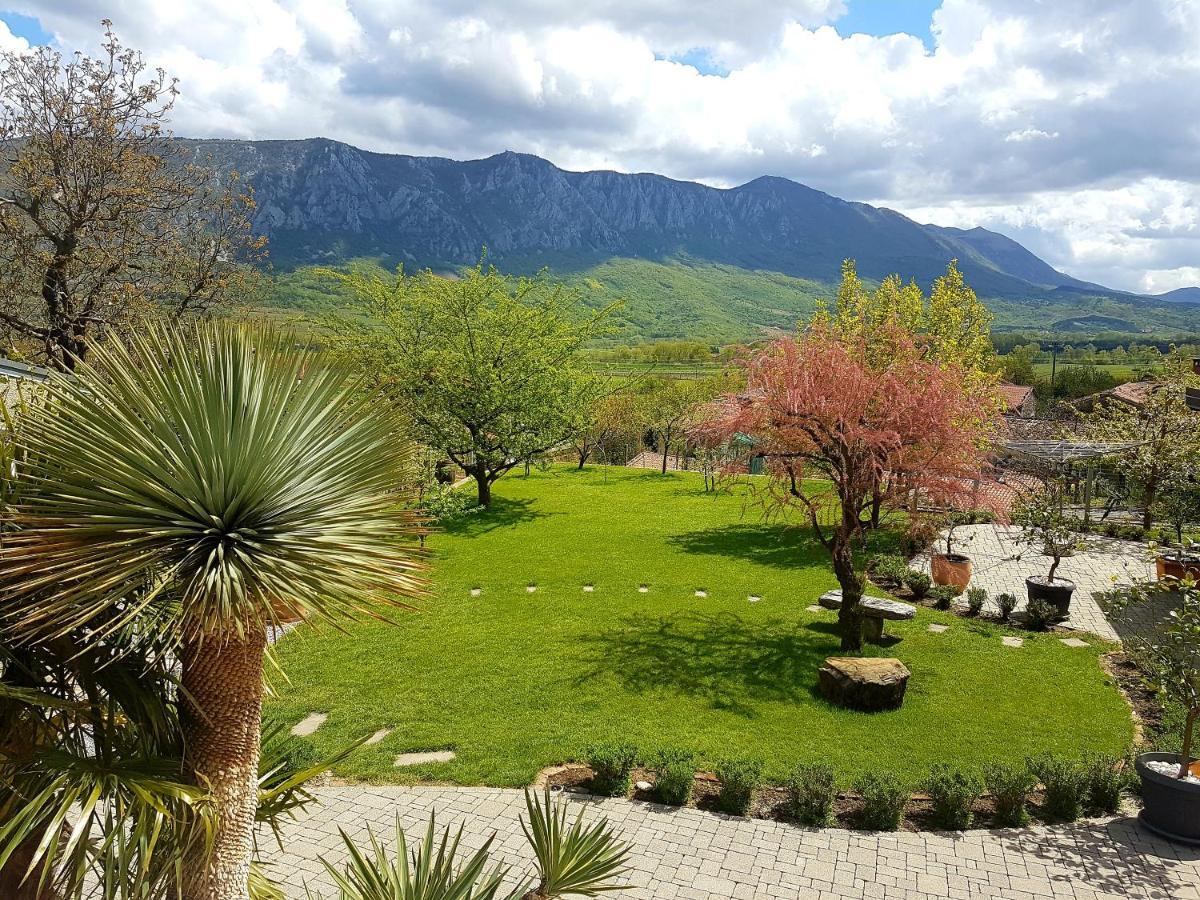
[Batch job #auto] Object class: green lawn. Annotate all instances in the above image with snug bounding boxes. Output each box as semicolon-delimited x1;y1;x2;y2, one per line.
266;467;1134;786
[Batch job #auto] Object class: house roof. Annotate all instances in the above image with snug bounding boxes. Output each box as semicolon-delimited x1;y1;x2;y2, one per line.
1073;377;1160;411
998;382;1034;413
1;357;51;414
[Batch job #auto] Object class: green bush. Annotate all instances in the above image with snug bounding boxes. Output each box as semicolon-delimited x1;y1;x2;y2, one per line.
652;749;696;806
714;757;764;816
1027;754;1087;822
1117;524;1145;542
867;554;908;585
925;764;982;830
984;761;1034;827
854;773;909;831
996;593;1017;622
965;587;987;616
786;763;837;826
1025;598;1057;631
586;742;637;797
1082;752;1126;814
929;585;958;610
904;570;932;600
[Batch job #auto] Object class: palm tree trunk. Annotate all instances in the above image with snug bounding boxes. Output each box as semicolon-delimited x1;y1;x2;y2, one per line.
0;839;59;899
180;630;266;900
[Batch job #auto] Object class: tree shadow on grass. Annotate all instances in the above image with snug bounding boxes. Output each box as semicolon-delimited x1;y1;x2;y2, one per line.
439;497;546;536
667;523;830;570
576;610;838;716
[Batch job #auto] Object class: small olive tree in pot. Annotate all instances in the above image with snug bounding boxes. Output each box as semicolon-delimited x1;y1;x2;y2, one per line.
1124;582;1200;844
1012;481;1083;621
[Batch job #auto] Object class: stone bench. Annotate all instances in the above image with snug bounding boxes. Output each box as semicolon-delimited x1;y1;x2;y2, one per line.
818;589;916;643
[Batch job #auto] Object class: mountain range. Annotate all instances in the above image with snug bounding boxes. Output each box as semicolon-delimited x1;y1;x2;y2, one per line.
181;137;1200;340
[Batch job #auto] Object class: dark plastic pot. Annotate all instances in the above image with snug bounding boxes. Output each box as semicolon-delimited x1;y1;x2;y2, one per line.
1135;752;1200;845
1025;576;1075;620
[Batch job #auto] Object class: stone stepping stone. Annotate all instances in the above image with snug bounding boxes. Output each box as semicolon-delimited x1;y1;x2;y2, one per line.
394;750;456;767
695;589;707;598
1060;637;1090;648
469;588;481;597
526;584;537;593
1002;636;1024;648
364;728;392;746
638;584;649;593
748;594;762;603
583;584;594;592
806;604;823;613
927;624;949;633
291;712;327;737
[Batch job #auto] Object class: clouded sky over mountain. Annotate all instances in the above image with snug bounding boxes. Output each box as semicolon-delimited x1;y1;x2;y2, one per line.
3;0;1198;293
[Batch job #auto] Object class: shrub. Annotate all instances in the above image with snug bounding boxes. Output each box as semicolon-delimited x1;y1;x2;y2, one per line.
586;742;637;797
652;749;696;806
965;587;987;616
867;554;908;586
1117;524;1145;542
984;761;1034;827
714;757;764;816
996;592;1018;622
420;483;480;523
903;518;939;556
1027;754;1087;822
903;570;931;600
1082;752;1126;814
854;772;909;831
925;764;983;830
1025;598;1057;632
786;763;837;826
929;585;958;610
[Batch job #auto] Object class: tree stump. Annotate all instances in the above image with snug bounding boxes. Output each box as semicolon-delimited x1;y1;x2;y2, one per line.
818;657;910;711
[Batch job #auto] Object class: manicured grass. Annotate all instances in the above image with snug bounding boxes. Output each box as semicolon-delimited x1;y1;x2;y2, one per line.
266;467;1134;786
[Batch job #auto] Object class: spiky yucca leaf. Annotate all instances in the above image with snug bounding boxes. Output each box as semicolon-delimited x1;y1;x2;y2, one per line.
521;789;629;899
314;815;527;900
2;322;426;643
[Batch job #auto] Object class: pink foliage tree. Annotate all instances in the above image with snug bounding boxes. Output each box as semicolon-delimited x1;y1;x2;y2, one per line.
699;328;1001;651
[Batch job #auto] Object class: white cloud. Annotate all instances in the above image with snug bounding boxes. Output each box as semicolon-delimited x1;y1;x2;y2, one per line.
0;20;29;53
5;0;1200;292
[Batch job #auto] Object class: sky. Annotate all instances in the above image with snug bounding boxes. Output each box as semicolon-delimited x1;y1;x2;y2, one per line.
2;1;1198;294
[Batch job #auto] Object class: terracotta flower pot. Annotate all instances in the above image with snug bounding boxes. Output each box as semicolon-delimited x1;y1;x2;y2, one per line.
1156;554;1200;581
930;553;972;593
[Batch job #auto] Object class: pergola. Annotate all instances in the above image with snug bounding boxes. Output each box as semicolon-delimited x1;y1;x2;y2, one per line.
998;438;1145;523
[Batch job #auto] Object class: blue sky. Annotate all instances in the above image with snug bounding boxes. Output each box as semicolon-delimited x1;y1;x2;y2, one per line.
1;10;50;44
836;0;940;48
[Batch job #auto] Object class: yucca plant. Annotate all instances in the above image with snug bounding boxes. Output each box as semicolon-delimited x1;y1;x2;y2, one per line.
315;816;525;900
519;789;629;900
2;323;426;900
313;792;628;900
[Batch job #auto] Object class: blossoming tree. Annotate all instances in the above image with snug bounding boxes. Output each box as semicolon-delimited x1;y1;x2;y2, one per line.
699;327;1001;651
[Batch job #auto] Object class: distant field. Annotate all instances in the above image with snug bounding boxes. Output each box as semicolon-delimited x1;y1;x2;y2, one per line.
1030;362;1152;380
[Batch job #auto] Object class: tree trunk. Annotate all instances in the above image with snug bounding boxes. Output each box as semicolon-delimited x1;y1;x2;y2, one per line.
180;630;266;900
0;839;60;900
577;448;589;469
1143;477;1157;530
1179;706;1198;779
831;538;864;652
476;473;492;506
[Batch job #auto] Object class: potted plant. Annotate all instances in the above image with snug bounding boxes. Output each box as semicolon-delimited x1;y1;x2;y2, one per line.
1012;482;1082;621
1152;487;1200;581
930;512;974;593
1121;581;1200;844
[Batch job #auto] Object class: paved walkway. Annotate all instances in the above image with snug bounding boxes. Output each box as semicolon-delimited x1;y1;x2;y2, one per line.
261;785;1200;900
911;524;1154;641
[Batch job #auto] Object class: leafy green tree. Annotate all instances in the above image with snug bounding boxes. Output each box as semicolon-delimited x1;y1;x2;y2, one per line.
637;378;720;474
1083;356;1200;527
1000;343;1039;385
324;262;613;505
568;383;640;469
2;323;425;900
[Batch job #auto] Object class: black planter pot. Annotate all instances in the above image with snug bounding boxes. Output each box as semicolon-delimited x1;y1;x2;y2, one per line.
1025;576;1075;620
1135;752;1200;845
